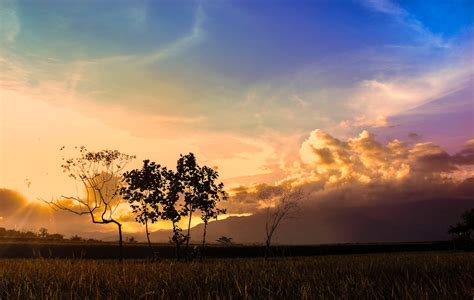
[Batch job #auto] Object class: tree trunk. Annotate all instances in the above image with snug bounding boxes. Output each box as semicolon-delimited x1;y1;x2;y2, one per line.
176;242;181;261
117;222;123;262
185;210;193;260
202;221;208;249
172;223;181;261
201;221;208;260
265;234;272;259
145;218;154;260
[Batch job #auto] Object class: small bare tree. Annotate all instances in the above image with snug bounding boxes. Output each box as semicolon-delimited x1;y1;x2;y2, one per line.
264;189;303;257
45;146;135;261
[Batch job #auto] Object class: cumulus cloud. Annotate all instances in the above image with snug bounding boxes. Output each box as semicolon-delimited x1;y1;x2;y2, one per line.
452;139;474;166
292;129;411;186
293;129;473;186
226;129;474;213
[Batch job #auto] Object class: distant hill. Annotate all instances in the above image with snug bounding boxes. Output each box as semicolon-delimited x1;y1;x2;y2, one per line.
149;197;473;245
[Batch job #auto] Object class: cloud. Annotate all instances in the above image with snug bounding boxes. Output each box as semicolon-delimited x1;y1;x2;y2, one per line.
363;0;403;16
293;129;411;186
127;4;147;28
339;115;388;129
408;132;421;140
362;0;449;48
225;129;474;213
140;5;205;64
350;56;473;119
0;0;20;43
290;95;310;108
408;143;456;174
452;139;474;166
0;189;28;217
296;129;473;185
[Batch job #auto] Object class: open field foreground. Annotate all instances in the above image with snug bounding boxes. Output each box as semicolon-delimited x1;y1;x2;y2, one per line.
0;252;472;299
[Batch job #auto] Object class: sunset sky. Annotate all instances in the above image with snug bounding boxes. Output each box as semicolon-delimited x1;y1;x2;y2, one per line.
0;0;473;237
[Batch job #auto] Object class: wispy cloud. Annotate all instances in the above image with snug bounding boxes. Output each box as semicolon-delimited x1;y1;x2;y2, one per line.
140;5;205;64
339;115;388;129
350;53;473;118
0;0;20;43
362;0;450;48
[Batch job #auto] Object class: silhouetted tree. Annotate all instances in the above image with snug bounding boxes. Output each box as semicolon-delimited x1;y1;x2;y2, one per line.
198;166;227;249
121;160;168;260
48;233;64;240
264;190;302;257
216;236;233;246
38;227;48;239
44;146;135;261
70;234;82;242
127;236;137;243
176;153;201;259
176;153;228;259
160;168;187;261
449;208;474;250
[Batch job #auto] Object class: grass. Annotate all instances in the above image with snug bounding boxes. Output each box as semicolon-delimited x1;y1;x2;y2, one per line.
0;252;472;299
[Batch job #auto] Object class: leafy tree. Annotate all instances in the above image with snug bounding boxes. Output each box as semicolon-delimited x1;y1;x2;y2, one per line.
160;168;187;261
70;235;83;242
38;227;49;239
45;146;135;261
198;166;227;249
216;236;233;246
121;160;167;260
449;208;474;250
176;153;201;258
176;153;227;259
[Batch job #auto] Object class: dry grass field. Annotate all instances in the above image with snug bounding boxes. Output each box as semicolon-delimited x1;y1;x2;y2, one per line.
0;252;472;299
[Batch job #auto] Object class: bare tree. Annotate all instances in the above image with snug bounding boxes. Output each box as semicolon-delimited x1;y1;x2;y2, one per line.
264;189;303;257
44;146;135;261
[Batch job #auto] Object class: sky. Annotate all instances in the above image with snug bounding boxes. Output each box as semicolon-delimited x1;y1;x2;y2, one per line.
0;0;473;237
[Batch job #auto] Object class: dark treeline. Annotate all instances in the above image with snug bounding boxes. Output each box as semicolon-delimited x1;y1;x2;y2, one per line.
0;241;458;259
0;227;103;243
0;227;63;241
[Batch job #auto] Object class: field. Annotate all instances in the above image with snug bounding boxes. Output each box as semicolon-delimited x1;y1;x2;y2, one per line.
0;252;472;299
